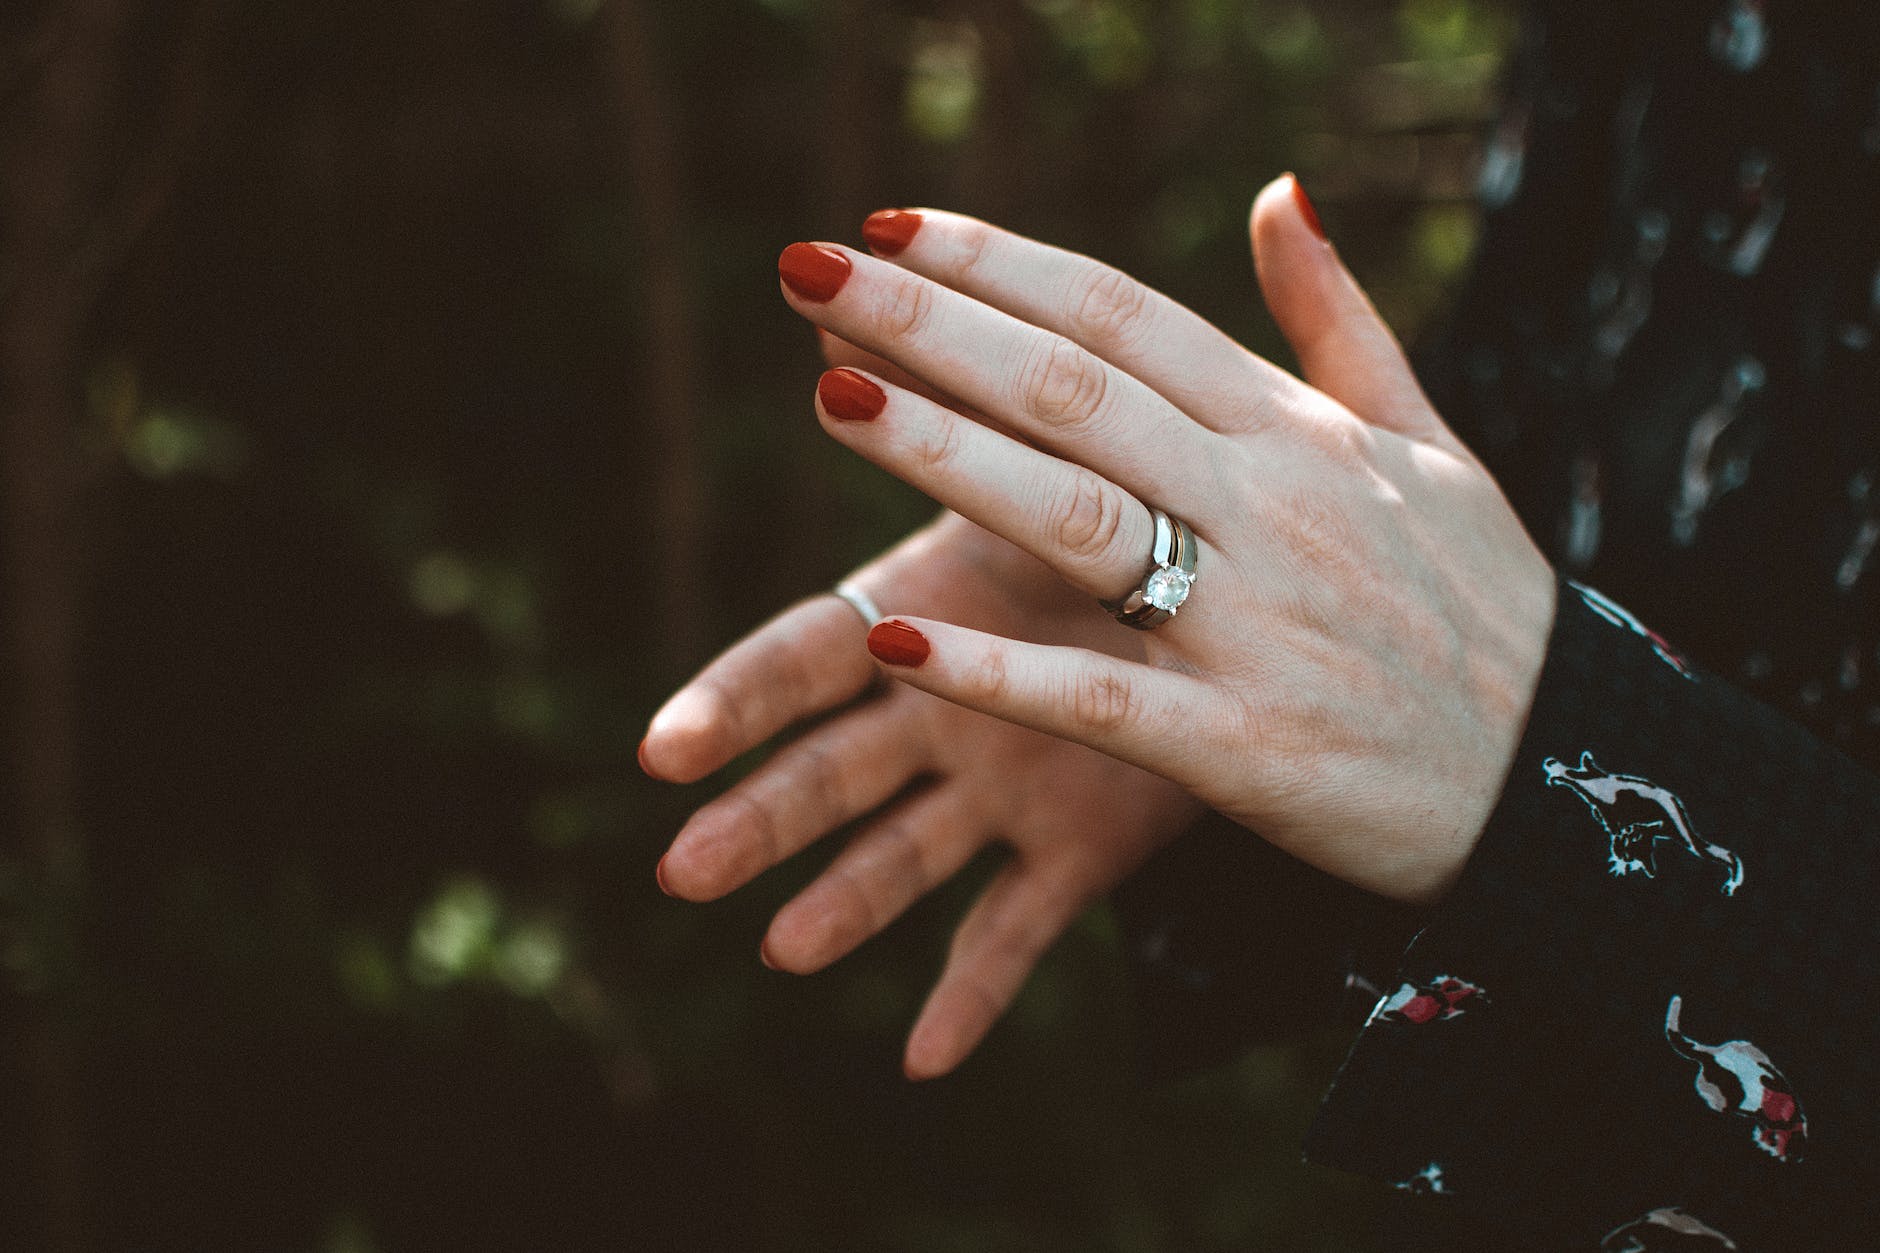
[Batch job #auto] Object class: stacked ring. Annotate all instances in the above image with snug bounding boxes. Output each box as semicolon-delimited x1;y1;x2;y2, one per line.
1100;507;1198;631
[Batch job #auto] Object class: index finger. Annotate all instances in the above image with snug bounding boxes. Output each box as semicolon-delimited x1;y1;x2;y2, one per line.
641;594;877;783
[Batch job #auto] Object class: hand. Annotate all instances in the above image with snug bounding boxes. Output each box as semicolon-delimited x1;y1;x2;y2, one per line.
775;176;1557;908
641;498;1200;1080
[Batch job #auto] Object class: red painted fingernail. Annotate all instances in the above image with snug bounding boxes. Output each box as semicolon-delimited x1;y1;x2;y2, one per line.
818;368;886;422
655;855;675;896
867;619;930;667
1288;173;1327;242
862;209;923;257
637;737;655;776
779;242;852;302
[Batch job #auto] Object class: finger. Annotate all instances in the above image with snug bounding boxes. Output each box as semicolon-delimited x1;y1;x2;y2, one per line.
820;329;1032;446
814;367;1157;602
658;692;928;901
862;617;1213;789
778;243;1222;512
642;594;875;784
819;329;961;412
1249;174;1453;447
861;208;1312;437
903;859;1093;1080
760;783;986;975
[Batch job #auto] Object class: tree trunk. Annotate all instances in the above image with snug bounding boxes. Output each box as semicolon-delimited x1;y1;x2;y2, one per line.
1;3;221;1245
596;0;712;675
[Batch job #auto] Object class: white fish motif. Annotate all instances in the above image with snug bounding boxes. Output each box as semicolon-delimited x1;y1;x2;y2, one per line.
1544;753;1744;895
1601;1205;1738;1251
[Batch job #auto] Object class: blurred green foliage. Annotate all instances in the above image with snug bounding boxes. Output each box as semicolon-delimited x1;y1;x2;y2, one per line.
6;0;1512;1248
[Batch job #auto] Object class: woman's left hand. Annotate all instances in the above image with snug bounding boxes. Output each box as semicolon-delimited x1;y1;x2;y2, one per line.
780;176;1557;907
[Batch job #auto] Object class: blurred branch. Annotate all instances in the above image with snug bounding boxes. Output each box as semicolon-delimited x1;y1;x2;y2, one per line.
0;2;224;1248
73;0;227;306
595;0;711;673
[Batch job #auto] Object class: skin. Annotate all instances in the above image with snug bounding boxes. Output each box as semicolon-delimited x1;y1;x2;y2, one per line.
642;175;1557;1080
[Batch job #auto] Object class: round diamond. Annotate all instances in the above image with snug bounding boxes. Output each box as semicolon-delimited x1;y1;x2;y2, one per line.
1143;565;1192;612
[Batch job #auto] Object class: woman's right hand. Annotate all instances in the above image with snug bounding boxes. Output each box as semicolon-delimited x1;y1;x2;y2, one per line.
641;502;1201;1080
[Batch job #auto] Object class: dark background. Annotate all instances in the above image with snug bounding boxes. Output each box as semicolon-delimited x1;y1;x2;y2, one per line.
1;1;1510;1248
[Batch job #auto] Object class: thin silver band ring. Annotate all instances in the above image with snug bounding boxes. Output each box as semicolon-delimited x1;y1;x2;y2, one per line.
833;580;883;628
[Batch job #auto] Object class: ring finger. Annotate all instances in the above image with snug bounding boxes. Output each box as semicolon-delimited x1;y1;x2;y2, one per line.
815;365;1179;605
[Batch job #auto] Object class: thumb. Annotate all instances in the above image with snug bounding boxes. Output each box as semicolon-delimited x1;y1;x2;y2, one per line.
1250;174;1451;446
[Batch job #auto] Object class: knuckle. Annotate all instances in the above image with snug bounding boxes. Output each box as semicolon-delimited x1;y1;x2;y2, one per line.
951;221;994;280
1020;336;1110;430
725;789;785;865
1069;265;1151;351
1273;489;1361;577
967;646;1011;707
790;738;849;828
870;815;933;901
699;675;757;749
1052;470;1130;567
1067;667;1139;735
1303;414;1374;473
826;860;887;937
884;277;938;342
912;413;965;475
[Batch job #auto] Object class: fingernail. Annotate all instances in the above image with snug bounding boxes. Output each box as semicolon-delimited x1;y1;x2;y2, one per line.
867;619;930;667
637;736;655;776
655;855;675;896
758;939;780;971
862;209;923;257
1288;173;1327;242
818;368;887;422
779;242;852;302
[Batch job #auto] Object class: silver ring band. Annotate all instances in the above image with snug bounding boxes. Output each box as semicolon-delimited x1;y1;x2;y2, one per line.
834;580;883;627
1100;507;1198;631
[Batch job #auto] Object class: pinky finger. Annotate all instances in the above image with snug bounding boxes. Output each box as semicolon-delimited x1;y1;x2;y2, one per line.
902;860;1093;1080
864;617;1212;791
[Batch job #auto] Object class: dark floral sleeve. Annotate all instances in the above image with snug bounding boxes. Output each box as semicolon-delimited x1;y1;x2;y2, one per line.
1301;579;1880;1251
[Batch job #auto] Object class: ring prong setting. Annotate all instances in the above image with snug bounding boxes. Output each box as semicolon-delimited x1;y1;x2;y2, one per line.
1143;564;1194;614
1100;507;1199;630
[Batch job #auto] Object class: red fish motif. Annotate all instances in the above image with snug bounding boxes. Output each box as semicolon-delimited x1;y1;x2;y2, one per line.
1665;996;1806;1162
1371;976;1486;1026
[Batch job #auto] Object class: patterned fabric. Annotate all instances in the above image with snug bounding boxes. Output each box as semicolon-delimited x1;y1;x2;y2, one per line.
1428;0;1880;735
1117;0;1880;1245
1302;582;1879;1248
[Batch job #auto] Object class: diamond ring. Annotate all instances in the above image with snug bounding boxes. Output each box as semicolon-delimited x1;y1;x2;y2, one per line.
1100;507;1198;630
